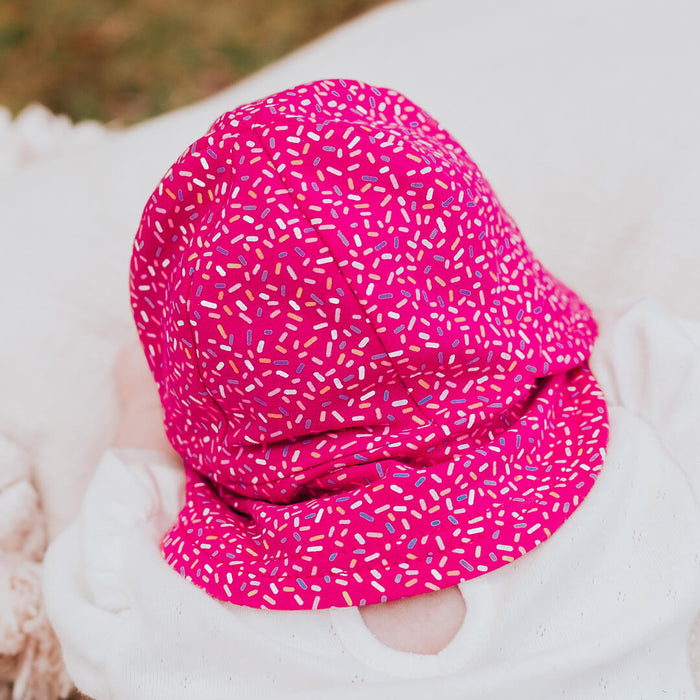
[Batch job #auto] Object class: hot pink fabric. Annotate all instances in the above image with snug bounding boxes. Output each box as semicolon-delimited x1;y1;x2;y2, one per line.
130;79;609;609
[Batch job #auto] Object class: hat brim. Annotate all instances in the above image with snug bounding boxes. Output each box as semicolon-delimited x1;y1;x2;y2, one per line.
160;363;608;609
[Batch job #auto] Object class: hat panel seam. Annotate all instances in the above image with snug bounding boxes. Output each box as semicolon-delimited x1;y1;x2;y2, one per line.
228;85;515;388
181;129;423;459
130;131;239;461
235;109;509;387
238;121;436;430
177;128;247;466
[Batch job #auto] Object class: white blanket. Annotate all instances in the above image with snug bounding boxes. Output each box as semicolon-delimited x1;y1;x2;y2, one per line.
1;0;699;695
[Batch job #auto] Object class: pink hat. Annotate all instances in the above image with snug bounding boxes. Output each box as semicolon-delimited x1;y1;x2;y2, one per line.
130;78;609;610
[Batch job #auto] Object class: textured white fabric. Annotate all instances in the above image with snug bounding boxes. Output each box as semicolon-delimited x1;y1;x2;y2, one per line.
43;299;700;699
2;0;698;694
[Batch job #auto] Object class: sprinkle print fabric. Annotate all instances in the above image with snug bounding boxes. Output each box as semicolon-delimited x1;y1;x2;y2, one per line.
130;79;609;610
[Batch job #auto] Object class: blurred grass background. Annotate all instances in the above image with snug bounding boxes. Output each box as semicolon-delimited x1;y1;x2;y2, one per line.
0;0;392;126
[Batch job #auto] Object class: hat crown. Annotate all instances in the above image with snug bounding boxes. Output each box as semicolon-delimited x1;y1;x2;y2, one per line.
132;79;595;503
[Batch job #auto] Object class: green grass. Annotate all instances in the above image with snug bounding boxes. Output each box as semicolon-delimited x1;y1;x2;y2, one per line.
0;0;393;125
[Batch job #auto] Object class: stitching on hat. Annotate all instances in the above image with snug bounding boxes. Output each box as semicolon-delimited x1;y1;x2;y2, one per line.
178;131;243;463
237;122;436;431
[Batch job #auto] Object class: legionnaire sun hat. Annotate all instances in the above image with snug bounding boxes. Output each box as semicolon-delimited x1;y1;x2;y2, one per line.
130;78;609;610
